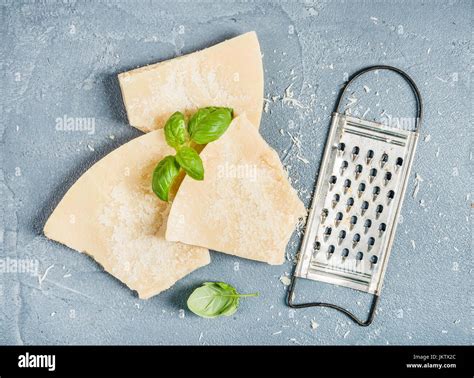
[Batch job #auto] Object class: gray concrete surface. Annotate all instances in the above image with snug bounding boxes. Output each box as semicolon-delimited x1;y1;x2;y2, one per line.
0;0;471;345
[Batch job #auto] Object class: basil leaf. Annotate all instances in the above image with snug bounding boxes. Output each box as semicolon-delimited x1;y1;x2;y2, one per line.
188;107;233;144
152;155;180;201
175;146;204;180
187;282;258;318
164;111;187;149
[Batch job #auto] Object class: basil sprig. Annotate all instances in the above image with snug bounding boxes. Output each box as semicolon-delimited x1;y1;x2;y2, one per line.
187;282;258;318
151;107;233;201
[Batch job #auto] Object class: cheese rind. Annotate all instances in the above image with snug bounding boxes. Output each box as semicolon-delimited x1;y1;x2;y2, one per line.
118;32;264;132
165;115;306;265
44;131;210;299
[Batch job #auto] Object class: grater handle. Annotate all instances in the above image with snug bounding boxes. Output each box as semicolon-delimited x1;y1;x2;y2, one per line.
287;276;380;327
334;65;423;132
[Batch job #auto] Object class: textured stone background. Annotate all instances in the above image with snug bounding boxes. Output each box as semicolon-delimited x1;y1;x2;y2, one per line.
0;0;471;345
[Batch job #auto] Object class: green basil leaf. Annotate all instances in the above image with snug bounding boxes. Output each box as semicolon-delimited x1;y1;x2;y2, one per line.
188;107;233;144
152;155;180;201
164;111;187;149
175;146;204;180
187;282;258;319
187;284;235;318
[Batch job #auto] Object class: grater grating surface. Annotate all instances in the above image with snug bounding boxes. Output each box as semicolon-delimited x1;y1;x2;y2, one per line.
294;113;418;294
288;65;423;326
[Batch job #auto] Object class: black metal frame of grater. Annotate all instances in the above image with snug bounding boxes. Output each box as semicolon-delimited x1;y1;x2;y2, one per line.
287;65;423;326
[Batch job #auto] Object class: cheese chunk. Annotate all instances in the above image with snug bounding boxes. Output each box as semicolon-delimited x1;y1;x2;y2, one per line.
118;32;264;133
166;115;306;265
44;132;210;299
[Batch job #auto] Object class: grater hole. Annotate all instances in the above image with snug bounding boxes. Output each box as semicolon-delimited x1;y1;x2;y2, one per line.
370;255;378;264
341;248;349;258
328;245;335;254
338;230;346;245
379;222;387;233
321;208;329;219
350;215;358;225
361;201;369;210
355;164;363;178
332;193;341;208
372;186;381;200
332;193;340;208
341;160;348;170
329;175;337;185
366;149;375;164
335;212;343;221
323;227;332;241
384;172;392;185
344;179;351;189
358;182;366;193
368;237;375;246
353;233;361;242
364;219;372;228
338;142;346;152
356;252;364;261
396;157;404;167
312;241;320;258
370;168;378;177
376;205;384;219
351;146;360;161
387;190;395;199
346;197;354;212
381;153;389;164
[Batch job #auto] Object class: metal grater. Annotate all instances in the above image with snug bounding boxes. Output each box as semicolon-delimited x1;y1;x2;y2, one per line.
288;66;423;326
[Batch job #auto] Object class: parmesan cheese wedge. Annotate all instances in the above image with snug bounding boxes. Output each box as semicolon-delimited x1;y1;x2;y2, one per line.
118;32;264;133
44;131;210;299
166;115;306;265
